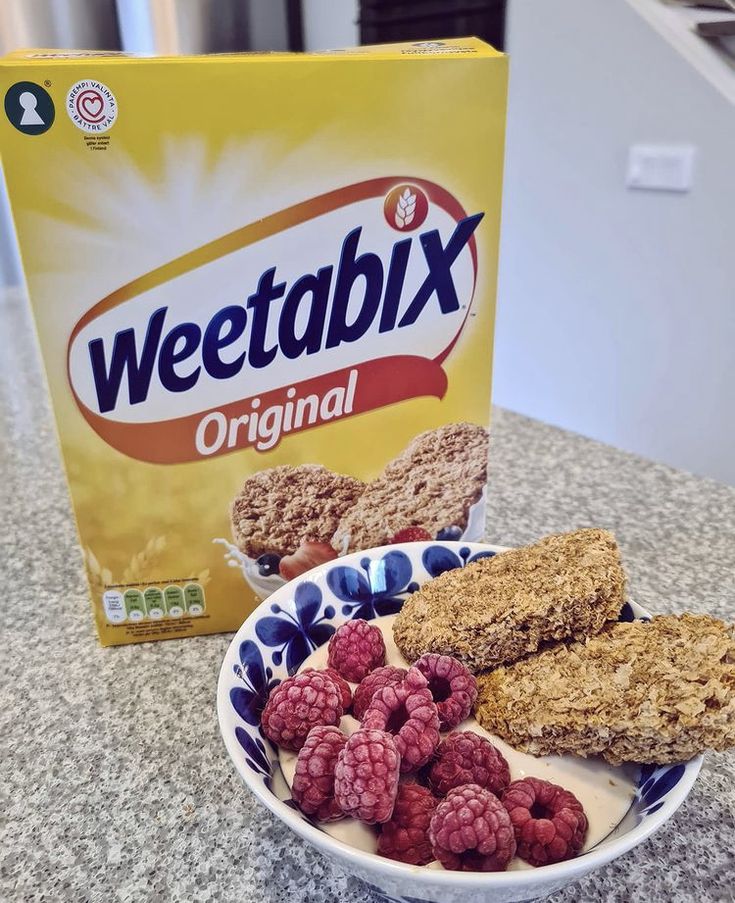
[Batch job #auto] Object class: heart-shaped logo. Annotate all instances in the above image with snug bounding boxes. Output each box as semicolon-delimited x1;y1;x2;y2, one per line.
80;93;103;120
66;80;117;134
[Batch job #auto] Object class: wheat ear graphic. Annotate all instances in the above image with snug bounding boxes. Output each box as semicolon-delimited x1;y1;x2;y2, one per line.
394;187;417;229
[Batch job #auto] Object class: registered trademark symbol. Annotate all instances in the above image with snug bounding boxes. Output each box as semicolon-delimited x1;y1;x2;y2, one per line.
44;80;51;87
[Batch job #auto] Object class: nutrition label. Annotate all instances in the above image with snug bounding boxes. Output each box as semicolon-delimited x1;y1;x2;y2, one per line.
102;582;206;623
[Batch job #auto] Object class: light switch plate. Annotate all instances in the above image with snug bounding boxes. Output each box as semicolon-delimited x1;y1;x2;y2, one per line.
626;144;696;192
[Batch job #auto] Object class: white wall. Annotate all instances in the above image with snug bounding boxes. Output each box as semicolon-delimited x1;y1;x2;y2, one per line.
0;0;119;53
496;0;735;485
0;0;120;288
0;168;21;287
116;0;279;55
302;0;358;51
248;0;288;52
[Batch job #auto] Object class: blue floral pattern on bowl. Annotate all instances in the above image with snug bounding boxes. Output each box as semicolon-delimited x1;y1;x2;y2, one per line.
217;540;703;900
256;580;336;674
327;549;419;620
422;544;496;578
635;763;687;817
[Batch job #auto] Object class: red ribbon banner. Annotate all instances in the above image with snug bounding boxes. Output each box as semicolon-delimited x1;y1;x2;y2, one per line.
79;355;447;464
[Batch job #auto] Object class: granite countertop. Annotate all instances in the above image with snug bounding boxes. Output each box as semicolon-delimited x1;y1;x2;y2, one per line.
2;287;734;903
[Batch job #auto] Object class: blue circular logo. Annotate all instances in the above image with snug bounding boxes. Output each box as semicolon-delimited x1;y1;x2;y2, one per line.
4;81;55;135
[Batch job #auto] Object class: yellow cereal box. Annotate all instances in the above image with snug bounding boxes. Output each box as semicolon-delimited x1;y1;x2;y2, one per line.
0;39;507;645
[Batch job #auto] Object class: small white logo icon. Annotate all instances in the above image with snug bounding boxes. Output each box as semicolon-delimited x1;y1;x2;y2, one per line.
19;91;44;126
394;188;417;230
66;79;117;133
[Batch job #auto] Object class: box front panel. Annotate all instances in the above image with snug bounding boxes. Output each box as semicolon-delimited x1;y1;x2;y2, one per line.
0;50;507;644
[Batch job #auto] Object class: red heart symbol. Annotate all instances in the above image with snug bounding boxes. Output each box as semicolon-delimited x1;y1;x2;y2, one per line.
81;95;103;118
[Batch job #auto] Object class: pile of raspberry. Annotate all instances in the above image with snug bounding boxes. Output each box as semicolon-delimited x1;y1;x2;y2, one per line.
260;617;588;871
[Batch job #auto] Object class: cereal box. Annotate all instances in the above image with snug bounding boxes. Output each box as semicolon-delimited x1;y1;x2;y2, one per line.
0;38;507;645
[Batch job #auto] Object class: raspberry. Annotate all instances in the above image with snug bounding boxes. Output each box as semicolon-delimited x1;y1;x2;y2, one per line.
303;667;352;712
352;666;408;721
391;527;432;543
377;782;437;865
333;729;400;824
261;671;343;751
429;784;516;872
502;777;588;866
428;731;510;797
292;725;347;822
362;666;440;773
327;618;386;682
414;653;478;731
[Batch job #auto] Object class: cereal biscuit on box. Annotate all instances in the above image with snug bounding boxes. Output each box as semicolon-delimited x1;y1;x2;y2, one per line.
475;613;735;765
332;422;488;553
231;465;364;559
393;529;625;670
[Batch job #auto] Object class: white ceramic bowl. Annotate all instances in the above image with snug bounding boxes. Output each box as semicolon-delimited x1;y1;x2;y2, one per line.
217;541;702;903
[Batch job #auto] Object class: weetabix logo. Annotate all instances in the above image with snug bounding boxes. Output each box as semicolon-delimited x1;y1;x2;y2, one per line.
68;177;483;463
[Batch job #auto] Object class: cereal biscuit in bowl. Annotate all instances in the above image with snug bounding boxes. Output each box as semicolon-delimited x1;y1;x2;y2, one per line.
393;528;625;670
475;612;735;765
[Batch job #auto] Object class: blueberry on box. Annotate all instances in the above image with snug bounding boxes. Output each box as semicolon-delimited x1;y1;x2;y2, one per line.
256;553;281;577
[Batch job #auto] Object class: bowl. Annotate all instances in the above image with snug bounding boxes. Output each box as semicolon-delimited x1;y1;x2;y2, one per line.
217;541;702;903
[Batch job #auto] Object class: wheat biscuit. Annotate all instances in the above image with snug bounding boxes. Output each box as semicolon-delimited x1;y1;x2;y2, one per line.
392;528;625;670
231;464;364;559
332;422;488;553
475;613;735;765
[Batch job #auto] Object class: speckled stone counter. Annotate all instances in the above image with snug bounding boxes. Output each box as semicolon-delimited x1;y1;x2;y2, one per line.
2;287;734;903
